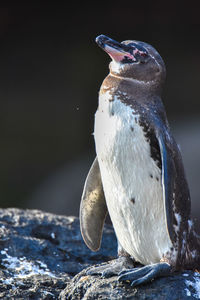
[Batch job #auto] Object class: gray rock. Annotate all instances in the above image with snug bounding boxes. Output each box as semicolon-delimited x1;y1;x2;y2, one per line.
60;267;200;299
60;267;200;300
0;208;199;299
0;208;116;299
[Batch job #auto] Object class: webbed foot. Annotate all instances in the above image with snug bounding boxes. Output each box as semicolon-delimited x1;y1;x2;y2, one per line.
87;256;135;278
118;262;171;287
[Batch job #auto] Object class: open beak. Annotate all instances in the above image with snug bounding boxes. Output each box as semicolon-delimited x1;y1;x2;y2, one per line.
96;35;136;62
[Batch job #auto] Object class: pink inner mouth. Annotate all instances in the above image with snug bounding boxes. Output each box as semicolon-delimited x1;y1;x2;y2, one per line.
104;45;136;62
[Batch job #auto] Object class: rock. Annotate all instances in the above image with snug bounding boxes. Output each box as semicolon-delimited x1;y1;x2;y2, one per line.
0;208;116;299
0;208;199;299
60;267;200;299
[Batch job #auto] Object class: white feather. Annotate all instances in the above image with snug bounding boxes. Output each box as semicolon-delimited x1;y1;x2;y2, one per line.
94;90;172;265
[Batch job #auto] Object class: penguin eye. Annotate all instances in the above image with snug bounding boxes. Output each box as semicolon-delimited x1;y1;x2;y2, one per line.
128;43;148;63
140;52;148;58
132;48;148;60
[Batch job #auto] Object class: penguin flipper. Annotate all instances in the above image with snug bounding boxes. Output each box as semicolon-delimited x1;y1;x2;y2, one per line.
80;157;107;251
156;130;175;243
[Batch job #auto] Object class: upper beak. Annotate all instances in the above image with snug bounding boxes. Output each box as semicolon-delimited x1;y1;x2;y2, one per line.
96;35;136;62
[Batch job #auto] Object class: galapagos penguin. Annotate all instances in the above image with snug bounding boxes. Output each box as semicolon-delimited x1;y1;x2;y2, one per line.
80;35;200;287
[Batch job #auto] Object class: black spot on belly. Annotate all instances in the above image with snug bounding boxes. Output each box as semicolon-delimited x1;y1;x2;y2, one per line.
156;176;159;181
130;198;135;204
130;126;134;131
150;174;153;178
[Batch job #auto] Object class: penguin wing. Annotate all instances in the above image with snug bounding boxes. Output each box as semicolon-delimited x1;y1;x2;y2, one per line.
157;125;191;245
156;130;175;242
80;157;107;251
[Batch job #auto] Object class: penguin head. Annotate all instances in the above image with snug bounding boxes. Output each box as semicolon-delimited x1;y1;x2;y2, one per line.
96;35;166;85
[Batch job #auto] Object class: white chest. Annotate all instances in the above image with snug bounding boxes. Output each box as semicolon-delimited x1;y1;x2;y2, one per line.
94;91;172;265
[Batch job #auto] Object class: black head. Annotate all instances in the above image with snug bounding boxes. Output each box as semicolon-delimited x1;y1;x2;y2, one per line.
96;35;166;85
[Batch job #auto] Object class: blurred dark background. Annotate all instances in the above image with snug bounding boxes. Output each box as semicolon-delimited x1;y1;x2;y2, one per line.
0;2;200;225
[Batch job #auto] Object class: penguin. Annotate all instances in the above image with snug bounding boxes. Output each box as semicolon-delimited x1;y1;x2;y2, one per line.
80;34;200;287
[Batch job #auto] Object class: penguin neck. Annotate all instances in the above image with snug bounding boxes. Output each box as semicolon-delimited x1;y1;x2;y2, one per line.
100;73;162;102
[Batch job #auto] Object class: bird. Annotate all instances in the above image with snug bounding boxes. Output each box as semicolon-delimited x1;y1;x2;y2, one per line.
80;34;200;287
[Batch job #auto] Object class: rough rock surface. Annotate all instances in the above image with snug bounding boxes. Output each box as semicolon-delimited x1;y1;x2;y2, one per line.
0;208;199;299
60;267;200;300
0;208;116;299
